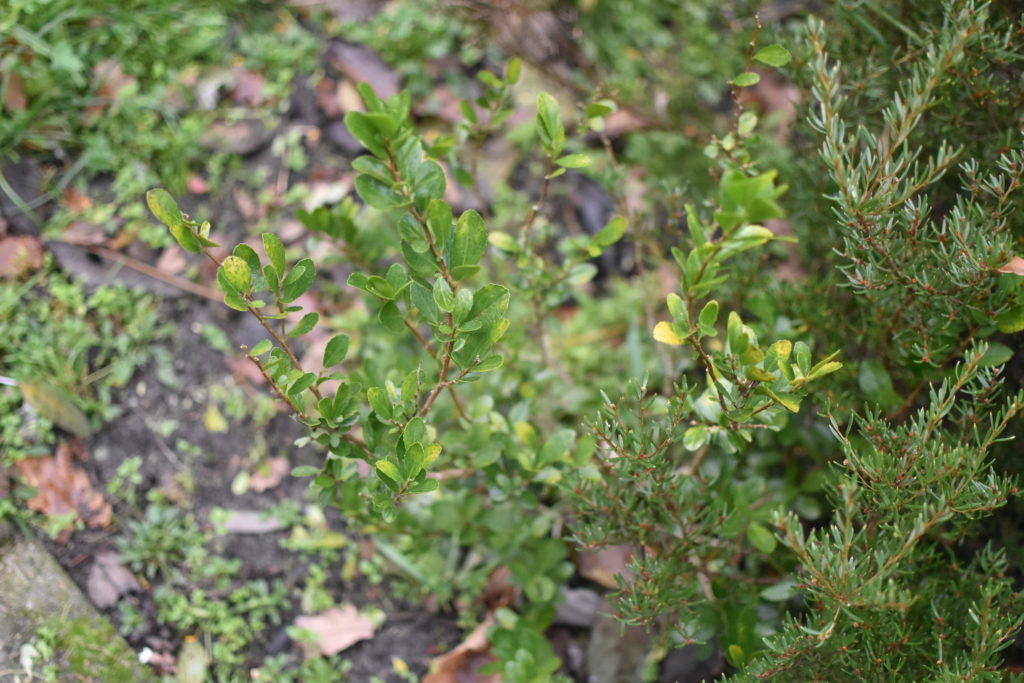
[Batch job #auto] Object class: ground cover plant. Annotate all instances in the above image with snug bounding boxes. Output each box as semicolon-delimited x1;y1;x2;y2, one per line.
2;0;1024;680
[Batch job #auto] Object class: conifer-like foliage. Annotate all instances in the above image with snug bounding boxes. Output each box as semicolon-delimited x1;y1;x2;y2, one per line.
146;0;1024;678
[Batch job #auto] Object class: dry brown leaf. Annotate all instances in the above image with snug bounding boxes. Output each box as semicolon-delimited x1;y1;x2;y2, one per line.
248;457;289;492
86;551;141;608
230;67;268;106
315;77;342;118
221;509;286;534
576;544;634;589
16;441;112;532
996;256;1024;276
3;71;27;112
62;187;93;214
480;566;516;610
83;59;137;122
187;174;211;195
62;221;108;246
423;615;500;683
327;41;401;98
0;235;44;279
293;605;377;658
156;245;188;276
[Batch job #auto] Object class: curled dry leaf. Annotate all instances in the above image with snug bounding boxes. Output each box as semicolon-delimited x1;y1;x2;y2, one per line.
16;440;112;531
996;256;1024;276
423;614;500;683
87;551;141;608
292;604;377;658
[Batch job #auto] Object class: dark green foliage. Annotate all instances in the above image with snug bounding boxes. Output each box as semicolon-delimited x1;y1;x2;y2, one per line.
139;0;1024;678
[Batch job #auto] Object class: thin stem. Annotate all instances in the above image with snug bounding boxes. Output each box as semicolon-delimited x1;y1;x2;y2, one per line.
522;154;556;246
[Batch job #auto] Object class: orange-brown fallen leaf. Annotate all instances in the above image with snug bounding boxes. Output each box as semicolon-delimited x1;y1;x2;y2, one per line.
423;615;500;683
62;187;93;214
0;235;44;279
3;71;27;112
16;441;112;532
996;256;1024;276
248;457;290;492
292;604;377;658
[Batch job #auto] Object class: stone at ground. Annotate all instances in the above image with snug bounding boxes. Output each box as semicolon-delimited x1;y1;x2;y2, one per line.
0;522;152;681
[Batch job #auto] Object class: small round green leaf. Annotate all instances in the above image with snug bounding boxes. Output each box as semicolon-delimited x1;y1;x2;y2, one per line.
732;72;761;87
753;44;792;67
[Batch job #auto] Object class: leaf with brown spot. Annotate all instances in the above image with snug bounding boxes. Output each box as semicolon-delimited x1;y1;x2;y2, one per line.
16;441;112;532
423;615;500;683
87;551;140;608
292;605;377;658
996;256;1024;276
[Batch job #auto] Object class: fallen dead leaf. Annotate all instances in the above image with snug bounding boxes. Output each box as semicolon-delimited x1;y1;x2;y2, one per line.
220;509;287;534
0;235;44;279
576;544;634;589
62;187;93;214
187;174;211;195
423;615;500;683
997;256;1024;276
293;604;377;658
18;379;93;439
248;457;289;492
200;118;274;156
86;551;141;608
83;59;137;122
233;187;262;220
480;566;516;610
315;77;342;118
156;245;188;276
327;41;401;98
3;71;27;112
62;221;109;246
230;66;268;107
16;441;112;532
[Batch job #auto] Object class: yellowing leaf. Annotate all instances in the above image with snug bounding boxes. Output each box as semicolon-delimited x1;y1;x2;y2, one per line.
18;380;92;439
653;321;688;345
204;404;228;432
